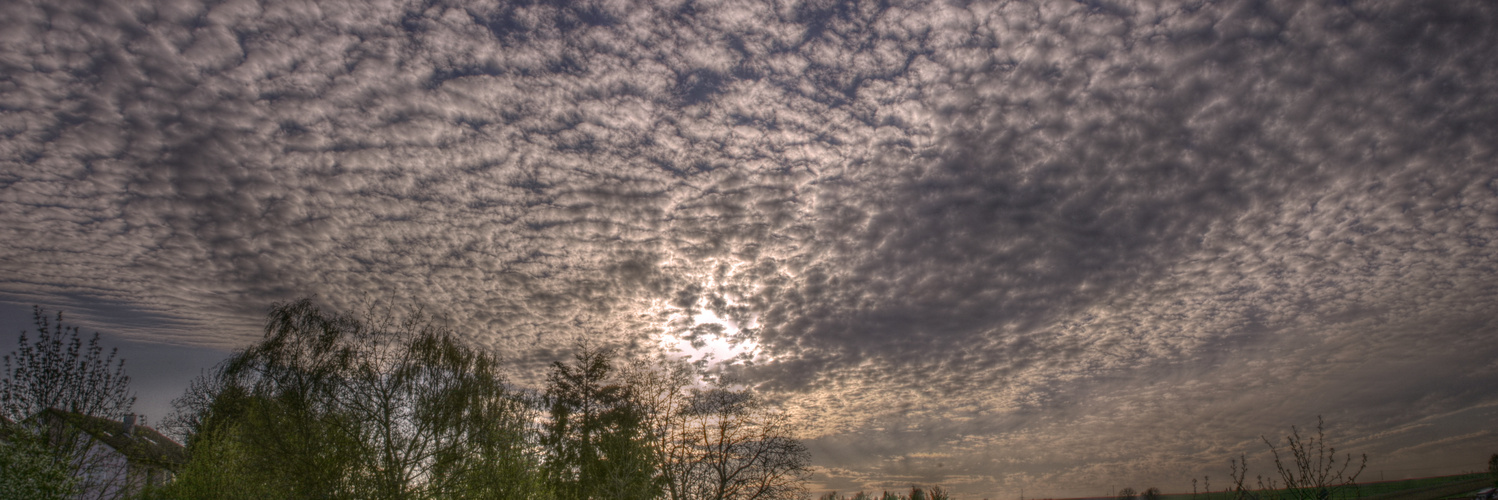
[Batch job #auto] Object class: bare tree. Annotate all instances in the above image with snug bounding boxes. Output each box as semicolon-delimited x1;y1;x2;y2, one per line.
621;355;810;500
621;354;698;500
677;387;810;500
1229;456;1249;500
0;307;134;422
1261;416;1366;500
160;366;232;444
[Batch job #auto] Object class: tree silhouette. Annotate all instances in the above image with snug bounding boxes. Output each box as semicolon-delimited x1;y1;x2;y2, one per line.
1262;416;1366;500
1;307;134;422
1489;453;1497;487
543;345;659;500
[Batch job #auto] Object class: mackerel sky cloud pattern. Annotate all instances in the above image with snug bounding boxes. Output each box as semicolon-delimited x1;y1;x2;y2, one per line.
3;0;1497;497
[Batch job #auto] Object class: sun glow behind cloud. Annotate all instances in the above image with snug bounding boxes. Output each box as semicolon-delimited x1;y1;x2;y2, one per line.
660;303;765;366
651;259;767;370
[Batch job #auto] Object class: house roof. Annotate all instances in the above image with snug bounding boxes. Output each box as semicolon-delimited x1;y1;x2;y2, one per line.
35;408;187;469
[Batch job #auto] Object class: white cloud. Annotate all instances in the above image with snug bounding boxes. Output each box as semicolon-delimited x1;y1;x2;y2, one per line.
3;0;1498;497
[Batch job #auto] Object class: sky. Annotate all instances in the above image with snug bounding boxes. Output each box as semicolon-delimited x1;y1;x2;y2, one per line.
2;0;1497;497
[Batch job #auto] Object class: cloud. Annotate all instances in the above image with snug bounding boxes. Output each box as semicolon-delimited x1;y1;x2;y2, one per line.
3;0;1498;497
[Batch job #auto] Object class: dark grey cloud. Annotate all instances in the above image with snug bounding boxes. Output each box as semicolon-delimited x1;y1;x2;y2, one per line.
3;0;1498;497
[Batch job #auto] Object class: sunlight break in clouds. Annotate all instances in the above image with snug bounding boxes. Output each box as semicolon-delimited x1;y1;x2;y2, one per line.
651;258;767;369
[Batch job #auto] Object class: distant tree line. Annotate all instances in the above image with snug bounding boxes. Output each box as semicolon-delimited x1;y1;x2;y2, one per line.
143;299;811;500
817;486;952;500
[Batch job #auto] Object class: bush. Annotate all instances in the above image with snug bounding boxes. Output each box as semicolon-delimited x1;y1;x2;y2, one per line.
0;430;76;500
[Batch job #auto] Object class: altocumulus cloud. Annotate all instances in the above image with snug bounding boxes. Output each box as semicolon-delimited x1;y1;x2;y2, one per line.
2;0;1497;497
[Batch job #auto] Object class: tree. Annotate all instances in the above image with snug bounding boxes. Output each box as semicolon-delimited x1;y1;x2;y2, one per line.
1141;487;1161;500
1261;416;1366;500
1488;453;1497;488
621;354;811;500
620;354;698;500
543;345;659;500
157;299;545;499
675;387;810;500
1;306;135;422
0;307;136;498
1117;487;1138;500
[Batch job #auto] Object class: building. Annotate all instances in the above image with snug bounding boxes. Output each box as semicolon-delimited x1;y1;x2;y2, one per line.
31;408;187;499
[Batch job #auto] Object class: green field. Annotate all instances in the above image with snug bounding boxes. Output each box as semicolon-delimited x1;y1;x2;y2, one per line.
1064;473;1492;500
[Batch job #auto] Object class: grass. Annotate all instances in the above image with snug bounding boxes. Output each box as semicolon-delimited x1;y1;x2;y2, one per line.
1350;473;1488;498
1049;473;1492;500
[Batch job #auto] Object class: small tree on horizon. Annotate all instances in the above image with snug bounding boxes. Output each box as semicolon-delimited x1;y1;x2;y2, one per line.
1488;453;1497;487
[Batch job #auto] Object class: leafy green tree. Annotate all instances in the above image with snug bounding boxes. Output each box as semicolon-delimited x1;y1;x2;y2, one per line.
134;417;272;500
543;346;659;500
157;299;544;499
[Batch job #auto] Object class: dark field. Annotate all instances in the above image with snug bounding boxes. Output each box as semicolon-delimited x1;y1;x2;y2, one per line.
1053;473;1492;500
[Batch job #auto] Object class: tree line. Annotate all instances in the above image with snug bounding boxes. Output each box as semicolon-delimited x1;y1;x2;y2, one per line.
2;301;811;499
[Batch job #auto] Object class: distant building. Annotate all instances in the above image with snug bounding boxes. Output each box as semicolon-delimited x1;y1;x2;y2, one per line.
29;408;187;499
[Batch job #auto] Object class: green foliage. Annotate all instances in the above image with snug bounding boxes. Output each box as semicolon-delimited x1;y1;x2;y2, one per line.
543;346;659;500
0;428;77;500
160;299;814;500
133;420;274;500
158;299;546;500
